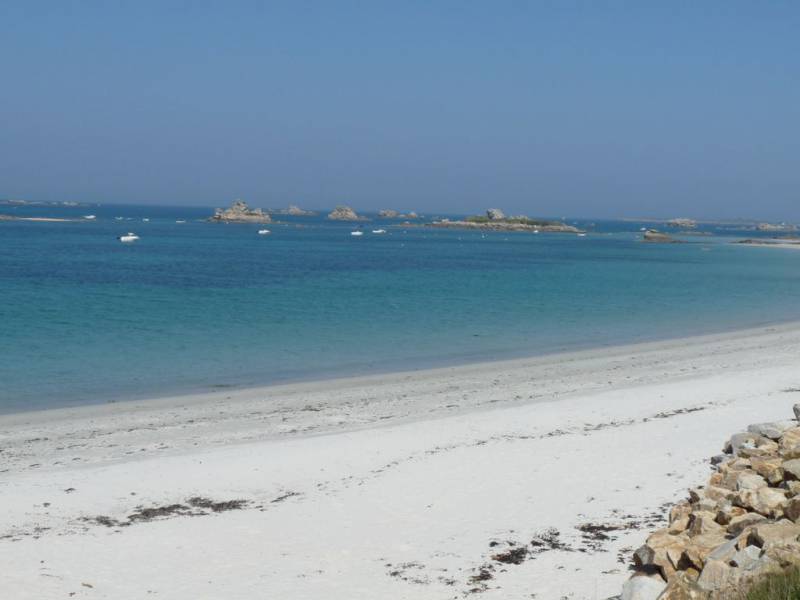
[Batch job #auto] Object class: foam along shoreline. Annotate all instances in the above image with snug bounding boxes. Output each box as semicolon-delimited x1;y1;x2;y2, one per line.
3;323;800;598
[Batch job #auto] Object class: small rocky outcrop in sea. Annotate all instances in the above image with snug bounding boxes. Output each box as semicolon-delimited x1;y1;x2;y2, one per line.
379;209;418;219
757;222;798;232
276;205;316;216
617;405;800;599
642;230;681;244
209;200;271;223
427;212;582;234
327;205;367;221
667;218;698;229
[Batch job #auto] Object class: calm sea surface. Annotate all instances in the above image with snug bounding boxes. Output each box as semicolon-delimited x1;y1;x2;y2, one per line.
2;203;799;413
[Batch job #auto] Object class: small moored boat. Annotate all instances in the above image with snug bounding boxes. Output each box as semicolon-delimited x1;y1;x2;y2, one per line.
258;229;271;235
118;232;139;243
83;215;96;220
351;231;364;236
372;229;386;234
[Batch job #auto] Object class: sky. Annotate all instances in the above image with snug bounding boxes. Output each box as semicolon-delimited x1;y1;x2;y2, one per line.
1;2;798;219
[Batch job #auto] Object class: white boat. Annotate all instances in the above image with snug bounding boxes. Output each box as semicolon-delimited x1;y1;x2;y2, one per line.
258;229;271;235
118;232;139;243
577;233;587;237
372;229;386;234
83;215;96;220
114;216;124;221
351;231;364;236
142;218;150;222
176;220;186;224
533;230;540;234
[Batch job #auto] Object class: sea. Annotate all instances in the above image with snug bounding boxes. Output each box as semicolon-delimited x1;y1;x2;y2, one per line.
2;202;799;413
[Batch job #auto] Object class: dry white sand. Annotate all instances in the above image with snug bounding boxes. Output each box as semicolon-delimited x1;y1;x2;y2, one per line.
2;323;800;599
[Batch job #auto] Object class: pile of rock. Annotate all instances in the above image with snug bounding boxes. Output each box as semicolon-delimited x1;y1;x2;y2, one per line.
327;205;368;221
620;406;800;599
209;199;271;223
642;230;681;244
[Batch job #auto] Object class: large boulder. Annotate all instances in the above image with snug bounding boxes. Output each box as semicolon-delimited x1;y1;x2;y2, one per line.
620;575;666;600
782;458;800;480
747;520;800;550
486;208;506;221
748;421;796;440
734;487;788;518
634;531;689;579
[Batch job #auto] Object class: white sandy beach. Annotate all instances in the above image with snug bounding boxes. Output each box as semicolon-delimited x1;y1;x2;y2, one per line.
3;323;800;599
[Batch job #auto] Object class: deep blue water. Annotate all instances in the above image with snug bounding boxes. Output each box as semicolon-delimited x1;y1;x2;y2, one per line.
2;203;799;413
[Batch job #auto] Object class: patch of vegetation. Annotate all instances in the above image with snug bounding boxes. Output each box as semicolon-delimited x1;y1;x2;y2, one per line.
745;568;800;600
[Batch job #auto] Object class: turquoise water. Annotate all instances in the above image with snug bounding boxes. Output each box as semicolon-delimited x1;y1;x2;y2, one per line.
2;203;799;413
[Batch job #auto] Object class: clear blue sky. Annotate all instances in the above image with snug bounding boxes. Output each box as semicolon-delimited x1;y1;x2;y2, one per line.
1;2;798;219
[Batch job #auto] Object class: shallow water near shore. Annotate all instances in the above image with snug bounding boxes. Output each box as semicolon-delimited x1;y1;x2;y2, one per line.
2;203;800;413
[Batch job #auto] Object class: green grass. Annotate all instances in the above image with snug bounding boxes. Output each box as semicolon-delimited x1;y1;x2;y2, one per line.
746;568;800;600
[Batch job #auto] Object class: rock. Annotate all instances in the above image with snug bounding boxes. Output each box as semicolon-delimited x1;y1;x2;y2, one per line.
794;404;800;421
327;205;366;221
750;456;784;485
725;432;770;456
282;205;316;216
715;504;747;526
710;454;728;467
209;199;271;223
727;512;767;536
787;481;800;497
486;208;506;221
782;458;800;480
401;211;419;219
634;531;689;579
720;457;752;472
669;503;693;533
785;497;800;522
748;421;796;440
701;486;736;503
736;471;767;491
747;520;800;550
642;229;681;243
620;575;666;600
730;545;762;569
734;487;787;518
378;209;399;218
779;428;800;457
706;537;740;563
738;439;779;458
688;512;725;537
667;218;698;229
656;573;706;599
763;542;800;568
696;558;739;593
683;532;729;571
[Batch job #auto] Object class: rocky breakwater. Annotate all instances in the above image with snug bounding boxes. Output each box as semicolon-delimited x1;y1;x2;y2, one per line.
619;406;800;599
327;205;368;221
209;199;271;223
